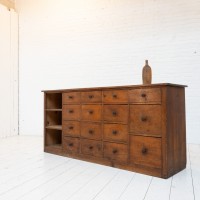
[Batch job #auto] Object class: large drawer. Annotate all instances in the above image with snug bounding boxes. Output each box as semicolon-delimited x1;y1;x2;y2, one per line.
63;121;80;137
103;142;128;164
81;91;102;103
130;135;162;168
63;92;80;104
81;139;102;157
103;105;128;123
63;105;80;120
130;105;161;136
81;105;102;121
129;88;161;104
103;123;128;143
103;90;128;103
81;122;102;140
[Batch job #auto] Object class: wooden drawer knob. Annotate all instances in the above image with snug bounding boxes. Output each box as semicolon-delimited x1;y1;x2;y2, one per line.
68;126;74;130
141;116;147;122
141;147;148;154
112;111;117;116
89;110;94;114
88;95;94;99
68;96;73;99
141;93;146;98
88;130;94;134
68;110;74;113
112;149;118;154
89;146;93;150
113;94;117;98
68;143;73;147
112;130;118;135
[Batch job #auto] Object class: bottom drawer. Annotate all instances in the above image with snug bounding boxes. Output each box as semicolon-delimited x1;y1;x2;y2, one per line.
104;142;128;164
63;137;80;154
81;139;102;157
130;135;161;168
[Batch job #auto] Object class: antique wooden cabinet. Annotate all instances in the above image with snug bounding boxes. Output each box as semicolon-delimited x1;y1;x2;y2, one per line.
42;83;187;178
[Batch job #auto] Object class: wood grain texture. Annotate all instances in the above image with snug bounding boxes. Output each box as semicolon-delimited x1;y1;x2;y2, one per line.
43;83;187;178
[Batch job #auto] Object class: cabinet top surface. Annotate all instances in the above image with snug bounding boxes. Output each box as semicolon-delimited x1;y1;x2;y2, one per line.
42;83;187;93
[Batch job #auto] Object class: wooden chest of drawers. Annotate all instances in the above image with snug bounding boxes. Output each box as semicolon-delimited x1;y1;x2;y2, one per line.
43;83;187;178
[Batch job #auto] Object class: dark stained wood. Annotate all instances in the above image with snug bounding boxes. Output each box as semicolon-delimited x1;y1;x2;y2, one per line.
103;90;128;103
129;88;161;104
103;105;128;123
130;135;162;168
103;123;128;143
81;105;102;121
81;122;102;140
63;121;80;137
81;91;102;103
81;139;103;157
130;105;161;136
43;83;187;179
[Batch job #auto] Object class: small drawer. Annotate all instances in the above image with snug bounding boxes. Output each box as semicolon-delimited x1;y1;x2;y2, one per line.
63;121;80;137
81;139;102;157
81;91;102;103
130;105;161;136
63;105;80;120
103;124;128;143
104;142;128;163
81;122;102;140
130;135;161;168
129;88;161;104
103;90;128;103
63;92;80;104
103;105;128;123
81;105;102;121
63;137;80;154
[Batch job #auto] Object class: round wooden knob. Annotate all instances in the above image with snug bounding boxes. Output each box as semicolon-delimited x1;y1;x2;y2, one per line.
142;147;148;154
89;110;93;114
88;130;94;134
141;116;147;122
69;110;74;113
113;94;117;98
69;126;73;130
68;143;73;147
141;93;146;98
112;111;117;116
88;95;94;99
68;96;73;99
112;130;118;135
112;149;118;154
89;146;93;150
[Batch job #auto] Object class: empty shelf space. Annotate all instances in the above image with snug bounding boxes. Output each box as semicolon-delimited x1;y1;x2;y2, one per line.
46;125;62;130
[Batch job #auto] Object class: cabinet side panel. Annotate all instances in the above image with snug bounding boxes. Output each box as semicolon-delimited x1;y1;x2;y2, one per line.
166;87;186;177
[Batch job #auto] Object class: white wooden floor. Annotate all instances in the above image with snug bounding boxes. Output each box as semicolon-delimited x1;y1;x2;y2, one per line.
0;136;199;200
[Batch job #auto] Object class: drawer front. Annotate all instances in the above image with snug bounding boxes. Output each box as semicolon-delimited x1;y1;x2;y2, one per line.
103;90;128;103
63;92;80;104
130;105;161;136
129;88;161;104
63;105;80;120
63;121;80;137
81;91;102;103
81;139;102;157
63;137;80;154
81;105;102;121
81;122;102;140
103;142;128;163
103;124;128;143
103;105;128;123
130;135;161;168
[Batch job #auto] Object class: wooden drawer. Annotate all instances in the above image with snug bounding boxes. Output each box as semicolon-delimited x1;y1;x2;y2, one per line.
63;137;80;154
130;135;161;168
81;91;102;103
81;122;102;140
103;90;128;103
130;105;161;136
129;88;161;104
63;121;80;137
81;139;102;157
63;105;80;120
103;105;128;123
103;124;128;143
63;92;80;104
81;105;102;121
104;142;128;163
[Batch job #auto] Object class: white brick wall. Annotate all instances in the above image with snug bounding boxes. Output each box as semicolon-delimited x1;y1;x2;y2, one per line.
16;0;200;143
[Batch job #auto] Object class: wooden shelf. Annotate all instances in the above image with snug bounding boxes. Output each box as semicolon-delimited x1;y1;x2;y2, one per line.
46;125;62;130
46;109;62;111
46;144;62;149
